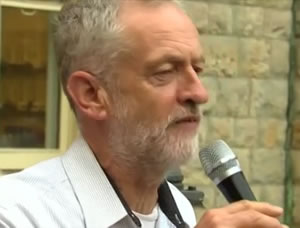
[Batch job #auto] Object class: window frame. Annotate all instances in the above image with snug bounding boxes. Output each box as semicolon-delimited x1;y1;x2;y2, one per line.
0;0;77;170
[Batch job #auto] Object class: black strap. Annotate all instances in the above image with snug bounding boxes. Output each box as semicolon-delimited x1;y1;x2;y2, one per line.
102;168;142;227
158;181;188;228
103;166;187;227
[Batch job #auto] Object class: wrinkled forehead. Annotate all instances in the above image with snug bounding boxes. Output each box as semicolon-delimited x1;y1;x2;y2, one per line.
119;0;197;34
118;0;202;55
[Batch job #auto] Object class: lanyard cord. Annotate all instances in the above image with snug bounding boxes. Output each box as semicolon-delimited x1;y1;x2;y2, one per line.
102;168;187;228
102;168;142;227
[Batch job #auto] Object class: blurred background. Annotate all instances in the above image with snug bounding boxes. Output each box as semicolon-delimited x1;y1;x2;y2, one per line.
0;0;299;227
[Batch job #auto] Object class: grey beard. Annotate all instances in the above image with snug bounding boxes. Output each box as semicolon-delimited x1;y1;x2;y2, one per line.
107;116;200;172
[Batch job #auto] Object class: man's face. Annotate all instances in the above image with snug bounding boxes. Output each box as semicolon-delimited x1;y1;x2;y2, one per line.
107;1;208;170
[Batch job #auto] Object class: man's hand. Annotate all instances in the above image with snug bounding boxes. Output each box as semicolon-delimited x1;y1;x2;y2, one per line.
196;200;288;228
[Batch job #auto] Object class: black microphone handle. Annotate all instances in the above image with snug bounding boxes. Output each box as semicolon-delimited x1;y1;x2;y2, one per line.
216;171;256;203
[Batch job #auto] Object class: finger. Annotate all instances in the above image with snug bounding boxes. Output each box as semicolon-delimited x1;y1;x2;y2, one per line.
231;210;284;228
196;208;285;228
223;200;283;217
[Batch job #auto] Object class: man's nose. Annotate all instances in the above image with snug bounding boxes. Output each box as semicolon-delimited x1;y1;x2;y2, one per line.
177;71;209;105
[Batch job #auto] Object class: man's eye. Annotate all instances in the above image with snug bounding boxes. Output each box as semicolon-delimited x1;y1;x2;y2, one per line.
153;73;171;82
156;69;174;75
149;68;176;85
193;66;203;76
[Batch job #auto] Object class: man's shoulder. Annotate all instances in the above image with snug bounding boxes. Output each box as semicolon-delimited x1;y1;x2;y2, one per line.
0;157;84;227
0;157;66;206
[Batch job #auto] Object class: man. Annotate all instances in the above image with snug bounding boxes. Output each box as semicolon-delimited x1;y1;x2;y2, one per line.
0;0;288;227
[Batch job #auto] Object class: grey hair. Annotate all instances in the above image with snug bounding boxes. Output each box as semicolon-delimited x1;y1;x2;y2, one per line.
53;0;181;106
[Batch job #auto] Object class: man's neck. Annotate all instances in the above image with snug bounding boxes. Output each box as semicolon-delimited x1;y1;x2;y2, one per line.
82;129;167;214
103;161;165;214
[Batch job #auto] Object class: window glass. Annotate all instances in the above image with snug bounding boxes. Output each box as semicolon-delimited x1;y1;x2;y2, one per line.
0;7;60;148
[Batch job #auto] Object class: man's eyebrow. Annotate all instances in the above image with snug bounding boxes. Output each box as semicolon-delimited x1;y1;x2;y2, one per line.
192;55;205;65
145;53;205;69
146;54;185;69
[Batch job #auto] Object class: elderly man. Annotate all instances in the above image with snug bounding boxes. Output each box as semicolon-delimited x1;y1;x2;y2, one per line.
0;0;287;227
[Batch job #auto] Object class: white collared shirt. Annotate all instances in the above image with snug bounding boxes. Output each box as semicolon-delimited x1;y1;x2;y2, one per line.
134;205;159;228
0;137;196;228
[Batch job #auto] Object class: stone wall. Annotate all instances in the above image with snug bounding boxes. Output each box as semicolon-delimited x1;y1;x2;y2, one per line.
180;0;295;225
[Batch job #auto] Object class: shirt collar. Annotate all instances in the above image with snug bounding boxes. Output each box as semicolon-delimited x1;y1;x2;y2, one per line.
61;136;127;228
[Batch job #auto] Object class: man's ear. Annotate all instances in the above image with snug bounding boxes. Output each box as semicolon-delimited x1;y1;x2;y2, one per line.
66;71;108;120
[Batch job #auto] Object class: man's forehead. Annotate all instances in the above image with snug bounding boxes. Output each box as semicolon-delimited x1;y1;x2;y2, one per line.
119;1;200;48
119;0;195;33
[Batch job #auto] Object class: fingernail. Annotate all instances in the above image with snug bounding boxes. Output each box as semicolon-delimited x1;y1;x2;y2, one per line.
273;206;283;213
282;225;289;228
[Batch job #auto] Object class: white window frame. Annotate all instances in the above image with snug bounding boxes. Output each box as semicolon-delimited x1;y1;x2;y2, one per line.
0;0;77;170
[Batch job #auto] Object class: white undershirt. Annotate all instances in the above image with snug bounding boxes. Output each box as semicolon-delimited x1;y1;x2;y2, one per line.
133;205;159;228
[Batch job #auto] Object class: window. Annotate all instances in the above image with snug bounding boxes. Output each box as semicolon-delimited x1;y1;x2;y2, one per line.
0;0;77;170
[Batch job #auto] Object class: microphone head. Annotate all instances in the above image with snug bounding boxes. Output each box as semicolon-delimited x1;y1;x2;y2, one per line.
199;140;242;185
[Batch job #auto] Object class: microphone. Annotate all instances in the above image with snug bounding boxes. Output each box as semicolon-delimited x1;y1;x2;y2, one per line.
199;140;256;203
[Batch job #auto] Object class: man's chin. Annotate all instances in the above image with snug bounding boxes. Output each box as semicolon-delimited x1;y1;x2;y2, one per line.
177;141;199;165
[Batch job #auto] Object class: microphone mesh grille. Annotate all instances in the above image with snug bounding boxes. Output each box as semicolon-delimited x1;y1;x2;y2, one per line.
199;140;237;177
